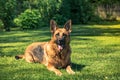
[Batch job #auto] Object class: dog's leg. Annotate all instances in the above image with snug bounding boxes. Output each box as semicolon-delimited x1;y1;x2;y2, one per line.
47;64;62;76
25;52;35;63
66;65;75;74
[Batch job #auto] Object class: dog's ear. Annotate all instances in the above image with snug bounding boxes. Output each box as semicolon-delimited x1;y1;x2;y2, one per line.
64;20;72;32
50;20;58;33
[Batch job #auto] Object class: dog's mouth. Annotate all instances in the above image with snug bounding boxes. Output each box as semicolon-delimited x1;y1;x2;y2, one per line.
57;39;65;51
58;45;64;51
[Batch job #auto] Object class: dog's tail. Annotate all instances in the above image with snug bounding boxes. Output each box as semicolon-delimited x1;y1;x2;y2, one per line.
15;55;25;60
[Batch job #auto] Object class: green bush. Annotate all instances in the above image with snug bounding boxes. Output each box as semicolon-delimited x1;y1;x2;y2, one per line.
14;9;45;30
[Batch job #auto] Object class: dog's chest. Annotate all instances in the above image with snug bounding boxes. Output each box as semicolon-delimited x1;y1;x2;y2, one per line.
54;51;70;68
45;43;70;67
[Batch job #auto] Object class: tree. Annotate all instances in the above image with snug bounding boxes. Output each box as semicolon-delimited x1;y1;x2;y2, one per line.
0;0;16;31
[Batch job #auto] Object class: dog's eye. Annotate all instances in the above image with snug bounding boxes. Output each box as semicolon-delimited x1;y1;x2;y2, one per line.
56;33;59;36
63;33;67;38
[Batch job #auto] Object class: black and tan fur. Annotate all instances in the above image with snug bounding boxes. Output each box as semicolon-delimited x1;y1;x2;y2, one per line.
15;20;75;76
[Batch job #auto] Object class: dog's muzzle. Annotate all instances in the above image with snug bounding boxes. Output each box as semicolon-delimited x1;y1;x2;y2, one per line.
57;39;65;51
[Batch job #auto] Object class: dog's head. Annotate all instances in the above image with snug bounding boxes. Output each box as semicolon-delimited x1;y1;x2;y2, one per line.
50;20;72;51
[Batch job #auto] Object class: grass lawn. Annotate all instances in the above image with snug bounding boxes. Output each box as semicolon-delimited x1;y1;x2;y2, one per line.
0;24;120;80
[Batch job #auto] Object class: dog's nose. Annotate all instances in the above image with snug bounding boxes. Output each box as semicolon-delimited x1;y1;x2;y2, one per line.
58;39;64;45
59;38;64;42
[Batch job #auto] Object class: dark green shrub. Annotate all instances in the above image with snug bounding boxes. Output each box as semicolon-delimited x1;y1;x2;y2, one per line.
87;15;103;24
52;14;67;25
0;20;4;31
60;0;94;24
71;0;94;24
0;0;17;31
14;9;45;30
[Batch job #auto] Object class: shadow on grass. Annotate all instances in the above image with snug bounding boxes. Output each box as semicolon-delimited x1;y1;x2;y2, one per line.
72;26;120;36
72;63;86;71
0;30;51;43
88;21;120;25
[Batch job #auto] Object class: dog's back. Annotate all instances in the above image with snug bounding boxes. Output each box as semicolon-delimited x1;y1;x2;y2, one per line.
15;42;47;63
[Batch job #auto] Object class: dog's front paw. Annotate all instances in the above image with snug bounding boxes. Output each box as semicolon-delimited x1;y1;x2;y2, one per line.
66;65;75;75
55;71;62;76
67;70;75;74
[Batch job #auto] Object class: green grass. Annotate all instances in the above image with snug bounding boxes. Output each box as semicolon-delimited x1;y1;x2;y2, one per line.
0;24;120;80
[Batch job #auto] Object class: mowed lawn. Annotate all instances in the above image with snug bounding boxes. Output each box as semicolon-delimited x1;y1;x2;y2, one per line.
0;24;120;80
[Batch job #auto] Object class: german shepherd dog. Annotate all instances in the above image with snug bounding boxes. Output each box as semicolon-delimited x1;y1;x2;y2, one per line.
15;20;75;76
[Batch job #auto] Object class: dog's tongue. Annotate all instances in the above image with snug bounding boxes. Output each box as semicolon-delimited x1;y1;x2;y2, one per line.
58;45;63;51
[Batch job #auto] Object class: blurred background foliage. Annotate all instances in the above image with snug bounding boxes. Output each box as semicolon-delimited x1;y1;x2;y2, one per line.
0;0;120;31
